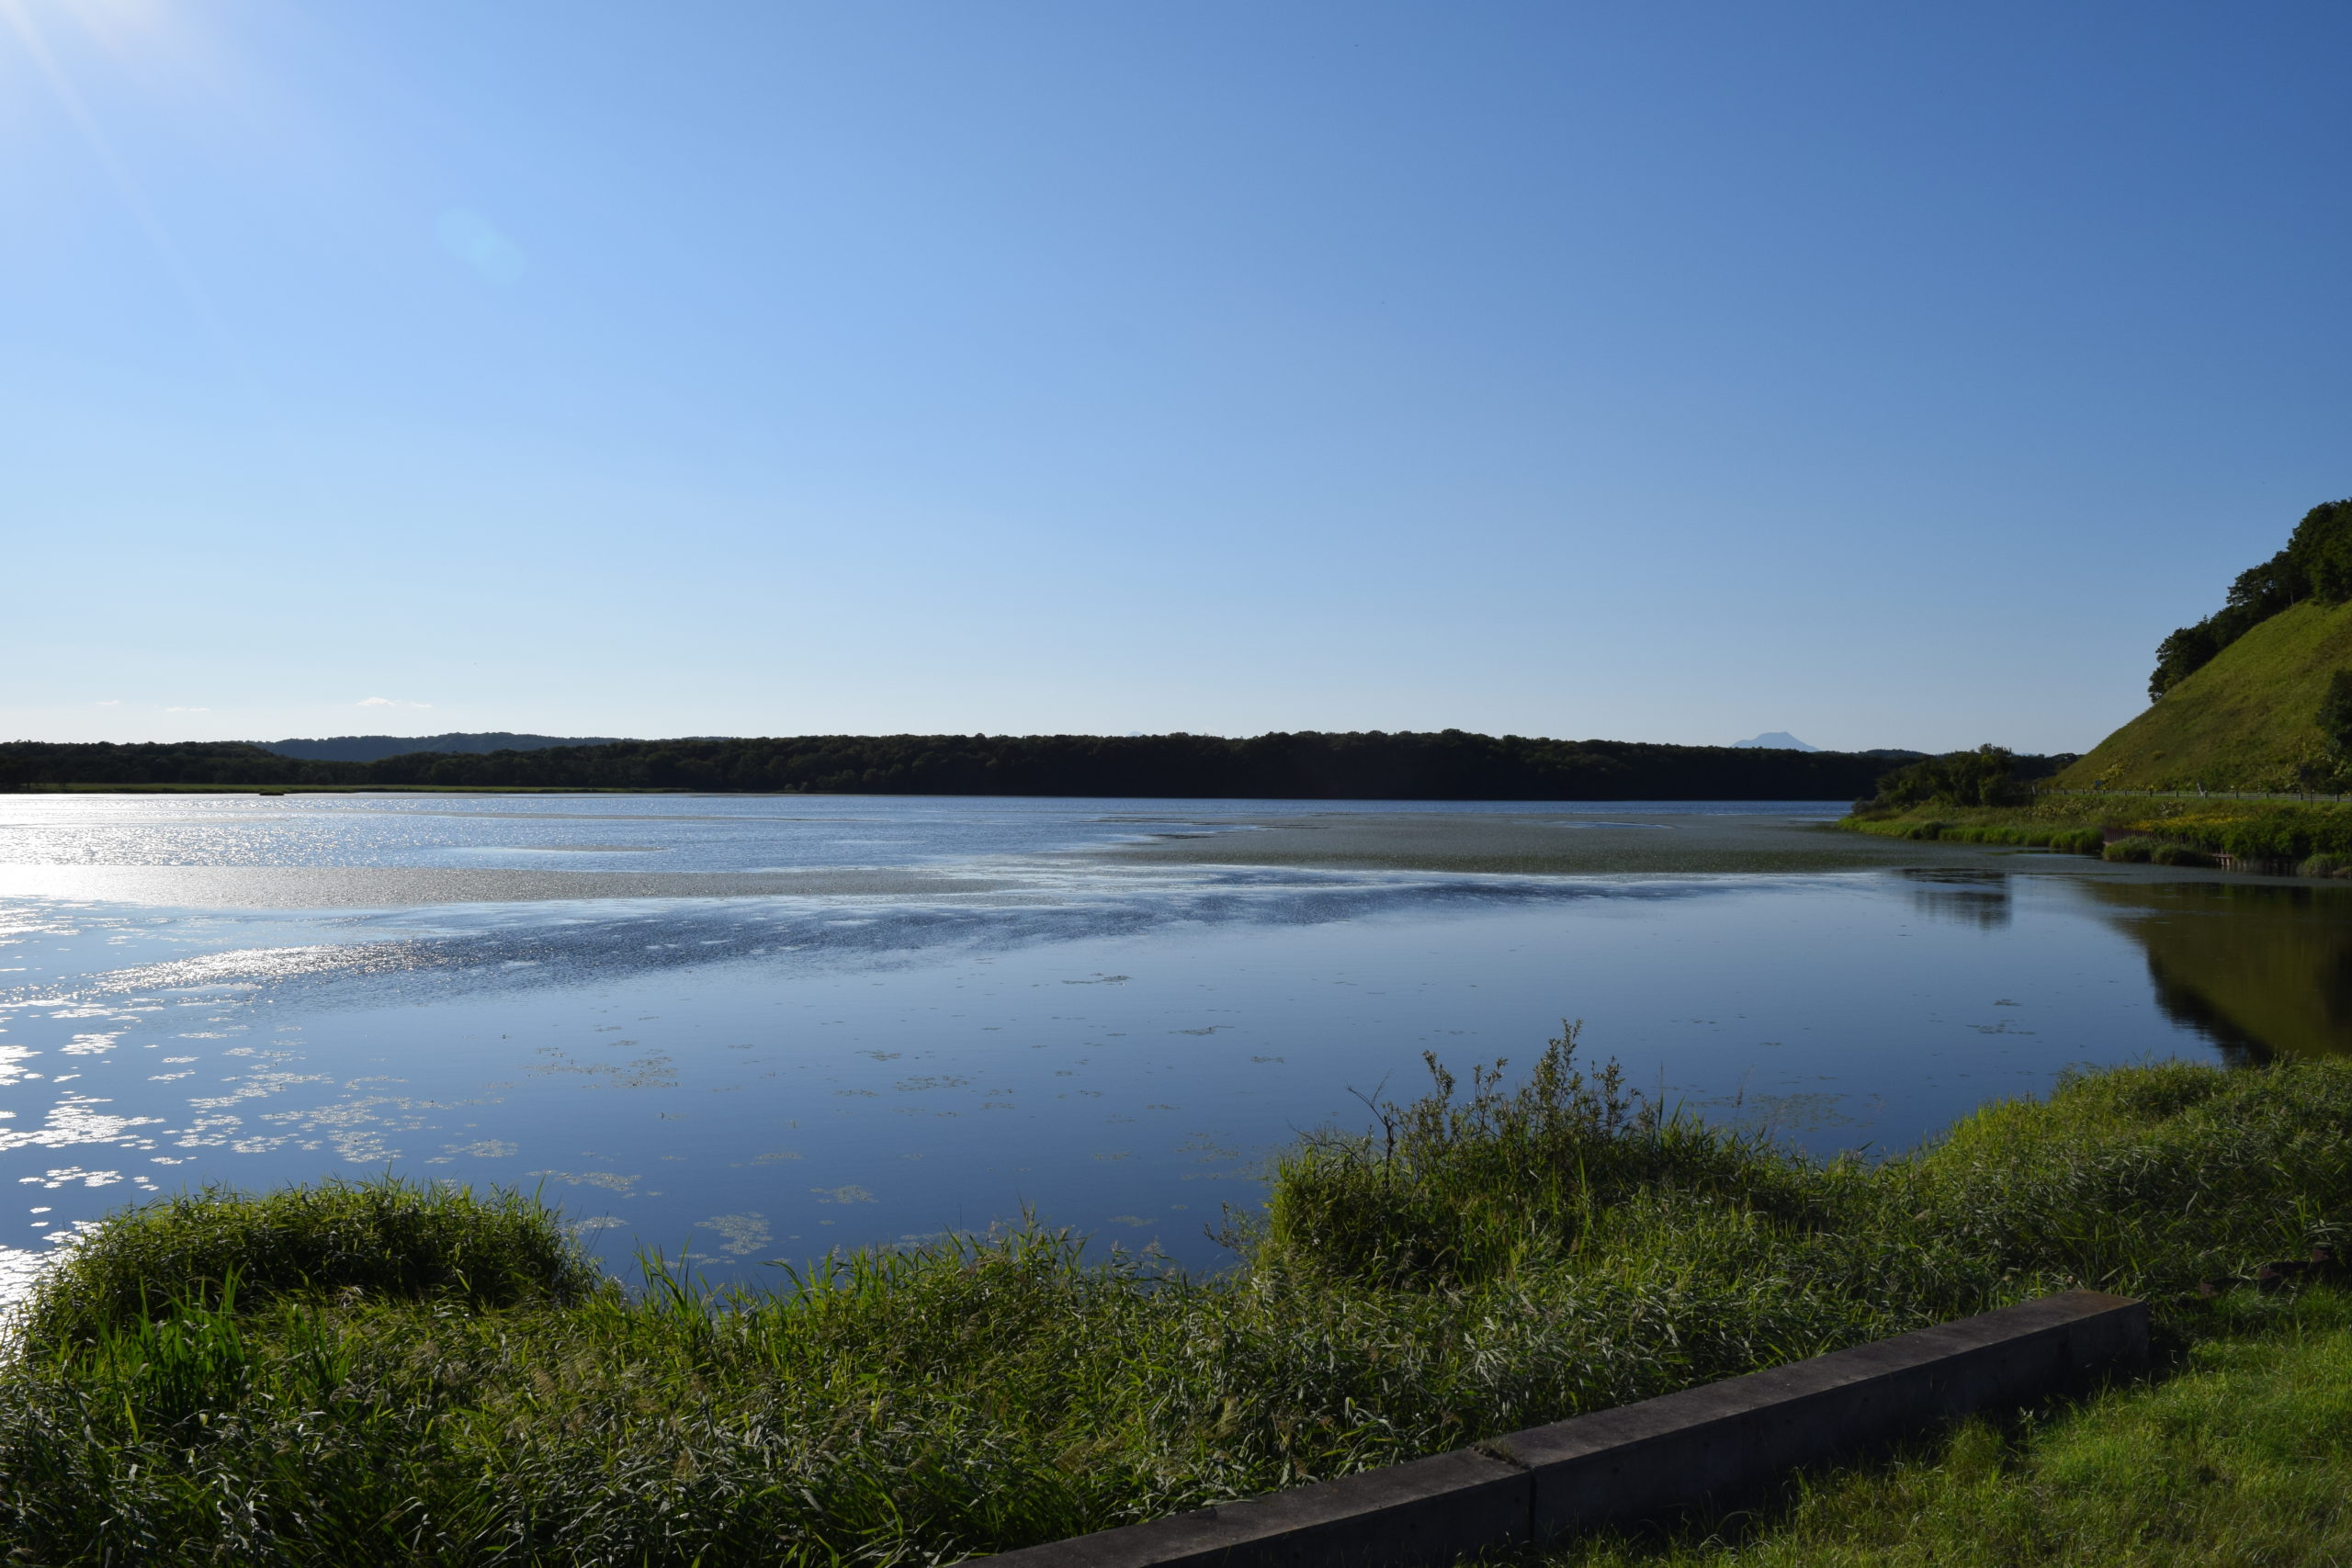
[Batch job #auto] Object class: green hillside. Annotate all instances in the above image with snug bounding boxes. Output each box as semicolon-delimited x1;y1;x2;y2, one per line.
2056;595;2352;792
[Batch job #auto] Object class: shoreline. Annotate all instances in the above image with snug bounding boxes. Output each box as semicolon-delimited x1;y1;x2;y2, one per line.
1089;808;2329;884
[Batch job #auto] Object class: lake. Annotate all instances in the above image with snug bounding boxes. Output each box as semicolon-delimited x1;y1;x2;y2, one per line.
1;792;2344;1293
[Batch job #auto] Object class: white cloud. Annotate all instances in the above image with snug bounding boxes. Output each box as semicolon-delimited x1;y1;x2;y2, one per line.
356;697;433;709
94;700;120;707
165;706;210;713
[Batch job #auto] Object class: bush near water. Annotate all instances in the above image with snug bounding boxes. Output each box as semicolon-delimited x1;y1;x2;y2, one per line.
1844;788;2352;874
1843;739;2352;872
5;1037;2352;1564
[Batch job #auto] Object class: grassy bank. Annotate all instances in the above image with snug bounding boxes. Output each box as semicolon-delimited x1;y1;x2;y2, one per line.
1843;793;2352;872
1546;1287;2352;1566
2055;594;2352;795
5;1037;2351;1564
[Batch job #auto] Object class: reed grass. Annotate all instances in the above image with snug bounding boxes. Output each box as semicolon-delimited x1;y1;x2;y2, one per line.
3;1034;2348;1564
17;1175;602;1348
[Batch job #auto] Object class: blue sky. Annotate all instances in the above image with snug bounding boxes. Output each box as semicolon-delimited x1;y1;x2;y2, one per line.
7;2;2349;753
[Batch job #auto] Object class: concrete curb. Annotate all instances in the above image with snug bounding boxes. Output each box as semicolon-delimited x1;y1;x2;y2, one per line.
985;1290;2146;1568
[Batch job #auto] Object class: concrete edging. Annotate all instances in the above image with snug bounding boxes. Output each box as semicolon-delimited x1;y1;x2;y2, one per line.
986;1289;2147;1568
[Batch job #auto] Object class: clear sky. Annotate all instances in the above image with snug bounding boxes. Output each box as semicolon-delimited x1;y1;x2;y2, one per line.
7;2;2349;754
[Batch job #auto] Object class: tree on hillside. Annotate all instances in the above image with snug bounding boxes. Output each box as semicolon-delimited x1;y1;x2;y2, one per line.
2319;671;2352;762
2290;499;2352;604
2149;621;2223;701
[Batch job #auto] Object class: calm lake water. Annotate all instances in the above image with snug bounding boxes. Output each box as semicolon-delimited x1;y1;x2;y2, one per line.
0;793;2343;1292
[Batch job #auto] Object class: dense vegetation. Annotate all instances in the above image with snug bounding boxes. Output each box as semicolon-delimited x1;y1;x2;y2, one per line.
0;731;1918;800
2148;498;2352;699
18;1179;600;1348
3;1038;2348;1564
1858;745;2075;811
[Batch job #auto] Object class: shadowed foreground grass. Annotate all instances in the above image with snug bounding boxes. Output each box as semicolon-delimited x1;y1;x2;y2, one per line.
1542;1289;2352;1567
5;1034;2351;1564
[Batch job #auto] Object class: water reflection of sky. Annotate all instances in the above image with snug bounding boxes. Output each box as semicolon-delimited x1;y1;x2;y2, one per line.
0;795;2325;1294
0;793;1842;872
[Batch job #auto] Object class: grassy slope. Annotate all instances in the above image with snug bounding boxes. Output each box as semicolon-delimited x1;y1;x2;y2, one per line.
2055;597;2352;792
1550;1291;2352;1567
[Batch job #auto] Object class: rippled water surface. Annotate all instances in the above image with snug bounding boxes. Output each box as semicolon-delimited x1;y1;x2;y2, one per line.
0;793;2339;1292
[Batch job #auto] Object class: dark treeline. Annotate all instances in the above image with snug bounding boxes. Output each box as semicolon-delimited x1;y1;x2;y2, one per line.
260;732;624;762
0;731;1928;800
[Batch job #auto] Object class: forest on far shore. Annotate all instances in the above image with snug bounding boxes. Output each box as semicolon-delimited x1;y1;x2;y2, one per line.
0;730;2000;800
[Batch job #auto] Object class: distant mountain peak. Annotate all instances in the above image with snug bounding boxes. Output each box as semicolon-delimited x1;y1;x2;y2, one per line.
1731;731;1819;751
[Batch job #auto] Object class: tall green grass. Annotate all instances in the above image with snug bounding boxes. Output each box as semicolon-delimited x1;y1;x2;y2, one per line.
3;1037;2350;1564
17;1175;601;1347
1842;815;2107;854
